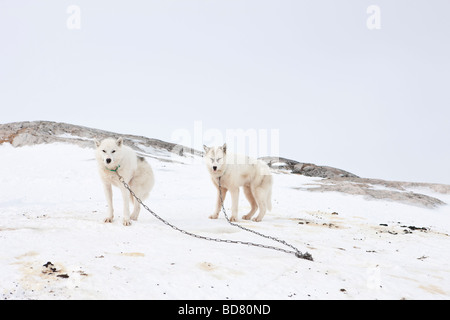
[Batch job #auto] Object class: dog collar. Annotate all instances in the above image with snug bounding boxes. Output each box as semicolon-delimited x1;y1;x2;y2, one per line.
216;167;227;179
106;165;120;172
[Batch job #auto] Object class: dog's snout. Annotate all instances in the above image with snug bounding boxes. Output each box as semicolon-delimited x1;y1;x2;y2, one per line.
213;166;217;171
106;158;112;164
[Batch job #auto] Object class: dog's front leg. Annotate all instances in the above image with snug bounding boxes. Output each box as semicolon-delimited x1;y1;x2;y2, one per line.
229;188;240;222
103;182;114;223
210;186;227;219
119;185;132;226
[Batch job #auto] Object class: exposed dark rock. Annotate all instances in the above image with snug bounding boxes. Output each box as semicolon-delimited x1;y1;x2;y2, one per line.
260;156;359;179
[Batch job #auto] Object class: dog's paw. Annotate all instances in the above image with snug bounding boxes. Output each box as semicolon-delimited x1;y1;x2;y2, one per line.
252;217;263;222
229;216;238;222
122;219;132;226
104;217;113;223
130;214;138;221
208;214;219;219
242;214;252;220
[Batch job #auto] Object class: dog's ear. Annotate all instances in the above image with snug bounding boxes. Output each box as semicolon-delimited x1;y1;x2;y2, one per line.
94;139;101;148
203;145;210;153
222;143;227;154
116;137;123;147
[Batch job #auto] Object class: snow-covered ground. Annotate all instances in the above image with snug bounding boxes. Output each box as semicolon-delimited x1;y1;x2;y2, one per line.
0;143;449;300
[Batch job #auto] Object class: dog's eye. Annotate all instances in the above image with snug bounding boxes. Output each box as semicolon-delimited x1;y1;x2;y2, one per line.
112;150;116;153
217;158;222;161
102;150;106;153
210;158;214;163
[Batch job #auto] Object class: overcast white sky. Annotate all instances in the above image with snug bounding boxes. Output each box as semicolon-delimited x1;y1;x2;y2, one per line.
1;0;449;184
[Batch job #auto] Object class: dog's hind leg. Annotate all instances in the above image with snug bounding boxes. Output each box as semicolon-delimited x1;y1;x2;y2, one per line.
130;197;141;221
242;186;258;220
252;187;268;222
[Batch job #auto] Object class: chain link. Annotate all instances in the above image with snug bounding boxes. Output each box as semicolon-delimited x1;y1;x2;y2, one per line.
115;171;313;261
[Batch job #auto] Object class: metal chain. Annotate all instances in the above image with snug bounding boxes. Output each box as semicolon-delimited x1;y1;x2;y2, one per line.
115;171;313;261
218;177;313;261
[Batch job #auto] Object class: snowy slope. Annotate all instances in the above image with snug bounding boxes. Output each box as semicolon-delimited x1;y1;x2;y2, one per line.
1;142;449;300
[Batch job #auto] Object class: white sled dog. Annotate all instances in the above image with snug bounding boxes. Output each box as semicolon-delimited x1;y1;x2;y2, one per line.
204;143;273;222
94;137;155;226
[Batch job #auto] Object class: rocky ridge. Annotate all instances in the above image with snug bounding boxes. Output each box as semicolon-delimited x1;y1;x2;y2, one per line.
0;121;202;161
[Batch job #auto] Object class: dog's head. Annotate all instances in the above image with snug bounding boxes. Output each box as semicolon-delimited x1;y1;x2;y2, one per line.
94;137;124;170
203;143;227;176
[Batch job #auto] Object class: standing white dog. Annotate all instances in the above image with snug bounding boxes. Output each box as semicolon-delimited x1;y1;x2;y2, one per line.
94;137;155;226
204;143;273;222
